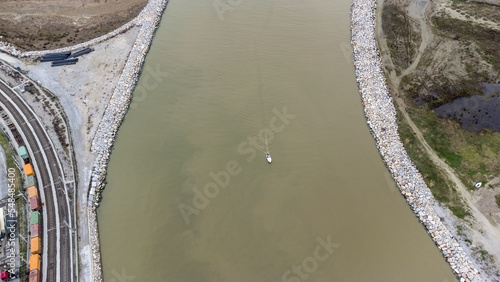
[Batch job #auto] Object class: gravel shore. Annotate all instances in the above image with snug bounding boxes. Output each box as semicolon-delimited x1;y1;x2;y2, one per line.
84;0;168;280
350;0;483;281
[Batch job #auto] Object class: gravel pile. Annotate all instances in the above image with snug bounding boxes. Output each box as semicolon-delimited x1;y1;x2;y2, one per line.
350;1;482;281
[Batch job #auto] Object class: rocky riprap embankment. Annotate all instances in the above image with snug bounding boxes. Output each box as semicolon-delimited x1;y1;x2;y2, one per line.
84;0;168;281
350;0;483;281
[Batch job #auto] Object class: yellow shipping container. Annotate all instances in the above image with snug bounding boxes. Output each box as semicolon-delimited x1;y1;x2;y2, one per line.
24;164;35;177
31;237;41;255
30;254;41;271
28;186;38;199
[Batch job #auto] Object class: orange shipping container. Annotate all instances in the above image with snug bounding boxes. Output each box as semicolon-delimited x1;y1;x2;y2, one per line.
28;186;39;199
30;254;41;271
24;164;35;177
29;269;41;282
31;237;41;255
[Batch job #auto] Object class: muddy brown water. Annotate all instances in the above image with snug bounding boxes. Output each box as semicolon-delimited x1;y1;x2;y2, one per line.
98;0;456;280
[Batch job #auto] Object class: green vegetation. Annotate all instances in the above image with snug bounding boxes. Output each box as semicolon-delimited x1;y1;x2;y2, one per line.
432;12;500;70
397;109;471;218
382;0;500;271
406;105;500;186
390;5;500;192
451;0;500;24
472;246;496;265
382;0;500;215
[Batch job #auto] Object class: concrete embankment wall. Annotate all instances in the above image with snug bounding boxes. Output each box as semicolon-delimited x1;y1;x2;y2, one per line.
84;0;168;281
350;1;482;281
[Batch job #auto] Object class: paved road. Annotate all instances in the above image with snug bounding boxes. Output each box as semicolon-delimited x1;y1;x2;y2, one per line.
0;80;73;282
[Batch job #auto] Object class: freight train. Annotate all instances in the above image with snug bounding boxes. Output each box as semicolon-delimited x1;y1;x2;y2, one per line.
19;146;42;282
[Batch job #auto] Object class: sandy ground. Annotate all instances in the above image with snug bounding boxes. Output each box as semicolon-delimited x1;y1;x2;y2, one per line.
378;0;500;278
0;25;140;281
0;26;140;156
439;2;500;31
476;177;500;225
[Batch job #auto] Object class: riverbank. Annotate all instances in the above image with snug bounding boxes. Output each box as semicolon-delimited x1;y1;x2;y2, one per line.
350;0;482;281
85;0;168;280
1;0;168;279
377;0;500;278
0;25;144;281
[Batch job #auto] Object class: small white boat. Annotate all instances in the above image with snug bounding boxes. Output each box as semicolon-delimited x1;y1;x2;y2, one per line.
266;153;272;163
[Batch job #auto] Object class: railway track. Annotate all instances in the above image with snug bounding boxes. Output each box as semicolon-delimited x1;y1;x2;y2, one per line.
0;80;73;282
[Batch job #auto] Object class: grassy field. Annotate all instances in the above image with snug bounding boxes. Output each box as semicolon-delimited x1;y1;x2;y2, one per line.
432;12;500;69
450;0;500;28
396;108;472;218
406;105;500;187
381;0;500;210
381;0;500;273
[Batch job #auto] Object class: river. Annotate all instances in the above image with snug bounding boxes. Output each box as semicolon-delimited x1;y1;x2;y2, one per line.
98;0;456;280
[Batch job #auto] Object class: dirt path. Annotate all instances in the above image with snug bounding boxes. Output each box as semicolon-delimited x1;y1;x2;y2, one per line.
376;0;433;87
440;3;500;31
395;95;500;255
398;0;433;80
378;0;500;266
